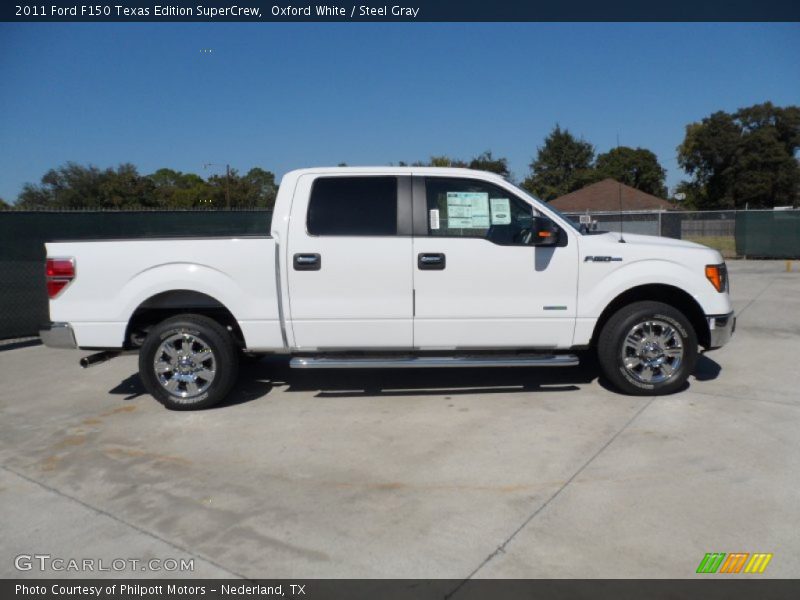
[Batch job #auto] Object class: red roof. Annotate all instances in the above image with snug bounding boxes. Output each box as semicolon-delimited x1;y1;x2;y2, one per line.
549;179;675;212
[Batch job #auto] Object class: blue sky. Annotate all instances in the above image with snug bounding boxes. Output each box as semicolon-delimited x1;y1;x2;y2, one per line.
1;22;798;202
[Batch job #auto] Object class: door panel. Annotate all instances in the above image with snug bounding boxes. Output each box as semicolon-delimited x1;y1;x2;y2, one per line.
412;176;578;349
286;174;413;350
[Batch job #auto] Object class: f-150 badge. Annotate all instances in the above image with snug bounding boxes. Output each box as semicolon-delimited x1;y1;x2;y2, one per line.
584;256;623;262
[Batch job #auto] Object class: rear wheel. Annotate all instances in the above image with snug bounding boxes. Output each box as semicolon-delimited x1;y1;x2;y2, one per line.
597;301;697;395
139;314;239;410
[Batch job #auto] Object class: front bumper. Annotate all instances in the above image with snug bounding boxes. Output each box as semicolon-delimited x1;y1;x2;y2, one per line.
39;322;77;349
706;312;736;349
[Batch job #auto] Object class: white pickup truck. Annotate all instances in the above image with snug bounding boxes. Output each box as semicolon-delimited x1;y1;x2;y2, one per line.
40;167;734;409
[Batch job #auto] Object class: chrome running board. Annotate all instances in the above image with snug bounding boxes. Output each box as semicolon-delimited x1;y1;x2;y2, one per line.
290;354;579;369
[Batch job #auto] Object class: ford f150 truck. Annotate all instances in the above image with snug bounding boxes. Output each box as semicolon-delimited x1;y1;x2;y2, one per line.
40;167;734;409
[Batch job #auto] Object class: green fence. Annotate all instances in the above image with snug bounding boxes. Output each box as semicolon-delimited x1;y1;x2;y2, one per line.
735;210;800;258
0;210;272;340
565;209;800;259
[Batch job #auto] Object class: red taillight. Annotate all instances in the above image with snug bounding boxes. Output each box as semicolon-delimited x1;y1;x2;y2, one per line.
46;258;74;278
47;279;70;298
46;257;75;299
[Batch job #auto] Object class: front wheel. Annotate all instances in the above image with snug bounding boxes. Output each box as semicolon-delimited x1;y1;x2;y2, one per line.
139;314;239;410
597;301;697;395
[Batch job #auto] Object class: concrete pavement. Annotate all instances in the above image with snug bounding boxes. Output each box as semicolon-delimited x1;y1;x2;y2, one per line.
1;261;798;580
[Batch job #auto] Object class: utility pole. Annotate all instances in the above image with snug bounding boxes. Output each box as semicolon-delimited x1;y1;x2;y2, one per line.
225;164;231;209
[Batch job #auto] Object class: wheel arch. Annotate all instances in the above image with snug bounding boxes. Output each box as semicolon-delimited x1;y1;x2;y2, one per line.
125;289;245;350
591;284;710;349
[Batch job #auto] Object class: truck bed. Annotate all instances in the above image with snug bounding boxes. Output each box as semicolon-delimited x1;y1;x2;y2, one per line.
46;237;284;351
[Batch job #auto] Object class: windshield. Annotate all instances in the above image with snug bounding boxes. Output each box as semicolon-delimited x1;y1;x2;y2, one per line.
541;202;583;232
507;181;583;233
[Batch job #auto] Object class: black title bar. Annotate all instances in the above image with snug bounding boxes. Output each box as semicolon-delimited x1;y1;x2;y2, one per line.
4;0;800;22
5;580;800;600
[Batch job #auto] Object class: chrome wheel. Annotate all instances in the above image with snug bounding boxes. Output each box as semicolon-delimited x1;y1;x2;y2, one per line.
154;332;216;400
621;319;684;384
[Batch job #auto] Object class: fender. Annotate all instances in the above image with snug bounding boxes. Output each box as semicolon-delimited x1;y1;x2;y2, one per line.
578;258;727;318
118;261;283;350
572;257;730;347
119;262;245;323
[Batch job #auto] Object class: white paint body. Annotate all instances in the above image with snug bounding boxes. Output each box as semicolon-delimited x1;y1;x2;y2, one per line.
45;167;732;352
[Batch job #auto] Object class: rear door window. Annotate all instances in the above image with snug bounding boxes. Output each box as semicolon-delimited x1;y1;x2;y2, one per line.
307;177;398;236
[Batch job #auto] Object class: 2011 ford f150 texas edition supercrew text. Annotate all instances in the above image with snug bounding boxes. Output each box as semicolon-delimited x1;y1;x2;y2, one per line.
40;167;734;409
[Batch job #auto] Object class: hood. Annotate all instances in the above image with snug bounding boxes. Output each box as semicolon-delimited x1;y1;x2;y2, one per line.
594;231;708;251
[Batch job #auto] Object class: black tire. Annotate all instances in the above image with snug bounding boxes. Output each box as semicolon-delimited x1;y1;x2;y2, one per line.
139;314;239;410
597;301;697;396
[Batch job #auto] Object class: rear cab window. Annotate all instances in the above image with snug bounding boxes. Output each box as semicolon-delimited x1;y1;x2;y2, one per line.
307;176;398;236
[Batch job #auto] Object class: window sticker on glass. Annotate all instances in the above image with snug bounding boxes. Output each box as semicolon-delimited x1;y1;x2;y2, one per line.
446;192;489;229
429;208;440;230
490;198;511;225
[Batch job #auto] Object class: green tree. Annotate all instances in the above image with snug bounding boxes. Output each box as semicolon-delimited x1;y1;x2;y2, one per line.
425;155;468;168
595;146;667;197
16;162;157;209
411;153;510;175
241;167;278;208
468;151;510;178
99;163;158;208
0;197;9;210
149;168;212;208
677;102;800;209
148;168;205;190
206;167;279;208
16;163;280;209
522;125;597;201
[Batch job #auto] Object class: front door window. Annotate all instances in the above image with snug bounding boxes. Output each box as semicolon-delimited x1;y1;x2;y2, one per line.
425;177;534;246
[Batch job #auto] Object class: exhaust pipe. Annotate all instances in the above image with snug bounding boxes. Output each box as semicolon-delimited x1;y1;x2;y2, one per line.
80;351;120;369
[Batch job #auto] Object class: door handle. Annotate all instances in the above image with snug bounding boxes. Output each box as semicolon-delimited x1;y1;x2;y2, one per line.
418;253;445;270
294;253;321;271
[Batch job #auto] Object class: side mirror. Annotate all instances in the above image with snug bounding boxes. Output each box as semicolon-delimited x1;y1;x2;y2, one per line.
530;216;560;246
